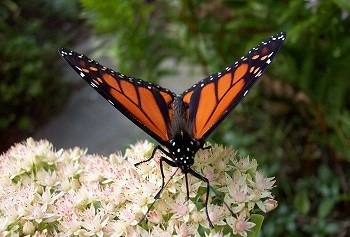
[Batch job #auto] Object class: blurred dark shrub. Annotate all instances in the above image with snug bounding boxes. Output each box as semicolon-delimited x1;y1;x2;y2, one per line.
80;0;350;235
79;0;183;81
0;0;80;151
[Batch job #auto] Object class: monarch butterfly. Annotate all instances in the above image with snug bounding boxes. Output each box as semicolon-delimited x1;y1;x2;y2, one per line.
59;31;286;227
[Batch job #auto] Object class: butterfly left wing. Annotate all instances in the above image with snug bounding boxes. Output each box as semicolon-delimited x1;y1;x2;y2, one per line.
182;32;286;142
59;48;175;145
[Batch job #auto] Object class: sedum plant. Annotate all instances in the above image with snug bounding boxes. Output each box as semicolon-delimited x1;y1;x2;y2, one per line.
0;138;277;236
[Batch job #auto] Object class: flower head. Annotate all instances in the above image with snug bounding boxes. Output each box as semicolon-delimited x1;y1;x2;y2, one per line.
0;138;277;236
227;212;256;237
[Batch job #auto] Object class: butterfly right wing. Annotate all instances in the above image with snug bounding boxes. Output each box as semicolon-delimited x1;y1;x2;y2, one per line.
181;32;286;142
59;48;175;145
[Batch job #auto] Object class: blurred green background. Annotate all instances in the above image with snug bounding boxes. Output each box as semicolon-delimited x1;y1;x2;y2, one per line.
1;0;349;236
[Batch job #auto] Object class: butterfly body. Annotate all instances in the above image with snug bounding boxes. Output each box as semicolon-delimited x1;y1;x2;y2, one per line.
59;31;286;227
167;131;199;171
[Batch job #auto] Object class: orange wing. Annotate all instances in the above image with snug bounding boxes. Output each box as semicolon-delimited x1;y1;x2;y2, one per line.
59;48;175;145
182;32;286;141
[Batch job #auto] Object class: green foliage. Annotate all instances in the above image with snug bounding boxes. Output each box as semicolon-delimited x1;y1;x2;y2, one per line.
0;0;80;151
279;0;350;159
264;164;344;236
248;214;264;237
76;0;349;235
80;0;181;81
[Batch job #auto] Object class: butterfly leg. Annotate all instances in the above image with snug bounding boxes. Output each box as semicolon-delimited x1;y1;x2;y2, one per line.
134;145;161;166
154;155;178;199
184;173;190;201
209;187;236;216
188;168;214;228
136;147;179;225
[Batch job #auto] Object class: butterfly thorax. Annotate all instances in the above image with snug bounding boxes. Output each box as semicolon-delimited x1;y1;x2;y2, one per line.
166;131;201;173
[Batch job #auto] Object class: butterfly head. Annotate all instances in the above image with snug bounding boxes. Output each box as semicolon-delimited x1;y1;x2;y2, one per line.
166;130;201;173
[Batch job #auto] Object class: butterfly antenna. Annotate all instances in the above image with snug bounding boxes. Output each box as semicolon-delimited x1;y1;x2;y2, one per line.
138;167;180;225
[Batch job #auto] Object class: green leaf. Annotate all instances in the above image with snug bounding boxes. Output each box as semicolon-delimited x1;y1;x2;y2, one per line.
294;190;310;215
248;214;264;237
318;198;336;218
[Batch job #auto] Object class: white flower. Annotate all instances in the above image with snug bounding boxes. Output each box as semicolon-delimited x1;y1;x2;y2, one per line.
0;138;277;236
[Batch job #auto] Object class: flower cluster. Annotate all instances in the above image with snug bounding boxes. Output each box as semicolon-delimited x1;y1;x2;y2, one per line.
0;138;277;236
